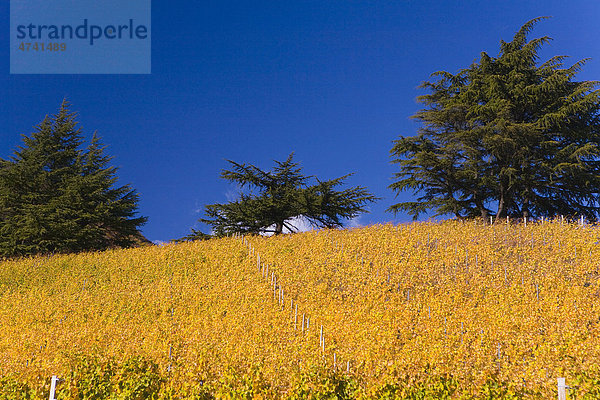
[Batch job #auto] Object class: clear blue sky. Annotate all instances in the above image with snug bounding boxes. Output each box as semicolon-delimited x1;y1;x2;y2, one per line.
2;1;599;242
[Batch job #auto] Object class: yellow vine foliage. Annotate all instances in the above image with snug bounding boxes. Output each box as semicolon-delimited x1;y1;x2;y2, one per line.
1;219;599;398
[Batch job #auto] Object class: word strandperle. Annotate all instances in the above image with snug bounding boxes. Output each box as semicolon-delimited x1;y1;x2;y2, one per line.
16;19;148;45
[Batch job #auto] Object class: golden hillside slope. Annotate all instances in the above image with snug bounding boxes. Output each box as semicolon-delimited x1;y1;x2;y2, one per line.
1;220;600;398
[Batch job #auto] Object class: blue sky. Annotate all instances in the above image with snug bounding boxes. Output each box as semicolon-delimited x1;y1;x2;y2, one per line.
2;1;600;242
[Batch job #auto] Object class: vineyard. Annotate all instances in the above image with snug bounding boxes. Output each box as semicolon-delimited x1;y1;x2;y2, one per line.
1;220;600;399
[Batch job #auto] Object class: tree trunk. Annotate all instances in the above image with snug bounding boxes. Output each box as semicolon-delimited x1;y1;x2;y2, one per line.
480;207;488;221
475;198;488;222
496;188;505;223
274;222;283;235
522;197;529;221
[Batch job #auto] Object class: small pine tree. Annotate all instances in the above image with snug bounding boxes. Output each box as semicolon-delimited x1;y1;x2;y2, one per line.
0;100;147;257
198;153;378;237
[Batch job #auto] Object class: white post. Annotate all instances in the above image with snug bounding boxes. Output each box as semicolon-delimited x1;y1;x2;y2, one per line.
49;376;58;400
320;325;323;348
496;343;501;370
557;377;566;400
294;304;298;330
301;314;305;333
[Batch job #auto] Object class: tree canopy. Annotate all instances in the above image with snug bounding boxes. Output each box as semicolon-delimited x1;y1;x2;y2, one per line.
0;100;147;257
389;17;600;222
197;153;378;237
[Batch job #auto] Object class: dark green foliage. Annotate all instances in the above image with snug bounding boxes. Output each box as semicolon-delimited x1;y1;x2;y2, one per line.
0;375;33;399
199;153;378;236
50;355;162;400
372;374;458;399
0;100;146;258
390;18;600;222
289;369;359;400
3;364;600;399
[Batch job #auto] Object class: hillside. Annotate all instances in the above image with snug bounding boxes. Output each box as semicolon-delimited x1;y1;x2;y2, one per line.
1;220;600;398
